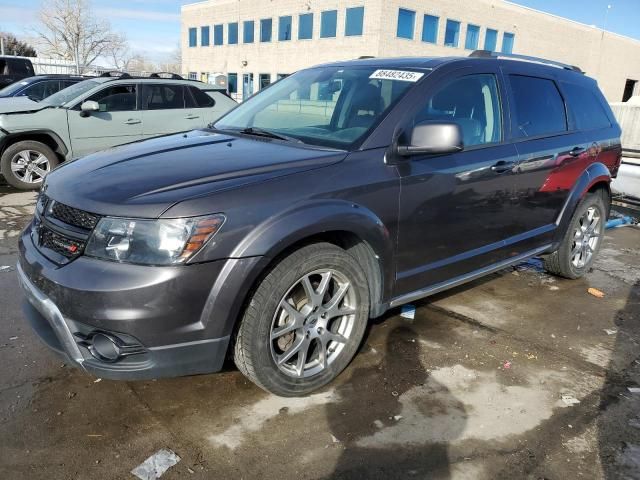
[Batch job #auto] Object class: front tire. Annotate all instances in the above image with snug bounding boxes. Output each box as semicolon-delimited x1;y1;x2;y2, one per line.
1;140;59;190
544;191;607;279
233;243;370;396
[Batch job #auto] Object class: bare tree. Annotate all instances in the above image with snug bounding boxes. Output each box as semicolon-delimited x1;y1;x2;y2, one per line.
103;33;132;71
33;0;127;74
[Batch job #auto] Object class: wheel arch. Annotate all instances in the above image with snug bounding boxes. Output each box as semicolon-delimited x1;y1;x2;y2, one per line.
0;130;68;170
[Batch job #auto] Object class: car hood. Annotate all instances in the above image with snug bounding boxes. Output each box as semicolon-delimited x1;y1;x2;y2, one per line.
44;129;347;218
0;97;49;114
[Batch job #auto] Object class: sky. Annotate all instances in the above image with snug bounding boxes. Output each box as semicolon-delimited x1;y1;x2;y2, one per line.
0;0;639;65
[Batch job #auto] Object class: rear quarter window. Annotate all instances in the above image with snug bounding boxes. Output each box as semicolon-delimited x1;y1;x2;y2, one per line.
561;82;611;131
188;86;215;108
509;75;567;139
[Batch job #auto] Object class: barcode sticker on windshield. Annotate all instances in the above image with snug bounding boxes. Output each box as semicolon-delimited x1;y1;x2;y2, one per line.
369;70;424;82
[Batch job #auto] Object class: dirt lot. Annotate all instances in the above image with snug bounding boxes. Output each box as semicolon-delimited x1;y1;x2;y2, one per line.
0;185;638;480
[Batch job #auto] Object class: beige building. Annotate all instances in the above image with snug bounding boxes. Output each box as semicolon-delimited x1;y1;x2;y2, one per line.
181;0;640;103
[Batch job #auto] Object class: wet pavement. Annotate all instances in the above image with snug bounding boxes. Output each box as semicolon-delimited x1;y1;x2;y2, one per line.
0;184;638;479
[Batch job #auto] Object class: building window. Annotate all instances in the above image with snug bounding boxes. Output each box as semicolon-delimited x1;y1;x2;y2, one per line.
320;10;337;38
260;19;273;42
228;73;238;94
259;73;271;90
502;32;515;53
279;15;292;41
444;19;460;47
228;23;238;44
200;26;210;47
243;21;254;43
345;6;364;36
397;8;415;39
421;14;438;43
188;28;197;47
299;13;313;40
243;73;254;100
213;24;223;45
485;28;498;51
465;24;480;50
188;72;197;80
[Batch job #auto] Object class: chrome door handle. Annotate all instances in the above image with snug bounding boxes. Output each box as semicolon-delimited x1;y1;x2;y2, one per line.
490;160;516;173
185;115;200;120
125;119;141;125
569;146;586;157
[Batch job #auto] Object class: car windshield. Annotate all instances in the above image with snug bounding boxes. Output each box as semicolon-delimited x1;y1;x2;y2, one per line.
0;79;32;96
215;66;423;149
42;79;100;106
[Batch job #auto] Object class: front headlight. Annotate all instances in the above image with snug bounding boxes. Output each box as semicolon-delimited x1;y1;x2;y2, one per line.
85;215;225;265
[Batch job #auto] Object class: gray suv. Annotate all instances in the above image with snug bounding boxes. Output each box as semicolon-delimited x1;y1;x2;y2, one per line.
0;74;237;190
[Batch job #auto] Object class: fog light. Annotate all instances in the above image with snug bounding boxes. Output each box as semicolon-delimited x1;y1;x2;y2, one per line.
74;331;146;363
92;333;120;362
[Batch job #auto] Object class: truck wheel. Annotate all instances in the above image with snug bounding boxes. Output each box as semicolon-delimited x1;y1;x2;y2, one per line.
1;141;59;190
544;191;607;279
234;243;370;396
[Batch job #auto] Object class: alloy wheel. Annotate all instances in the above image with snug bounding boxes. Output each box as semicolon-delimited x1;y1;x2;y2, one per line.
10;150;50;184
571;206;602;268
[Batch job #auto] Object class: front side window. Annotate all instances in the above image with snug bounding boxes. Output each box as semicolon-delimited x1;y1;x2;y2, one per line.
24;80;60;101
562;82;611;131
397;8;415;39
444;19;460;47
345;6;364;36
299;13;313;40
215;66;417;150
243;21;254;43
142;84;186;110
422;14;439;43
228;23;238;44
188;27;197;47
261;18;273;42
201;26;210;46
465;24;480;50
509;75;567;138
502;32;515;53
485;28;498;51
87;84;137;112
214;24;224;45
279;16;292;41
320;10;337;38
413;74;502;147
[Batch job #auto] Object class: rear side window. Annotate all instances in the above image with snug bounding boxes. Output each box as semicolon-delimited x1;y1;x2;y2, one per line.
509;75;567;138
188;86;215;108
142;84;186;110
561;82;611;131
87;84;137;112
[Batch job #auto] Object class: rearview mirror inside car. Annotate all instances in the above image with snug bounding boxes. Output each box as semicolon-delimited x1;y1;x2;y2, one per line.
396;121;464;156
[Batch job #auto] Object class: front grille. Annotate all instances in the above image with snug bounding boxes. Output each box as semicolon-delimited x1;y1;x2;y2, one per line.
50;202;99;230
39;228;84;259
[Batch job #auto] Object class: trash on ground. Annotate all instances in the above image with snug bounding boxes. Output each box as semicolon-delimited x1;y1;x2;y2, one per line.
604;329;618;335
0;266;13;273
393;415;403;421
373;419;384;428
400;305;416;320
503;361;512;369
549;285;560;291
561;394;581;406
628;387;640;394
391;391;399;397
605;216;634;229
331;434;340;443
93;378;102;383
131;448;181;480
9;336;18;341
588;287;606;298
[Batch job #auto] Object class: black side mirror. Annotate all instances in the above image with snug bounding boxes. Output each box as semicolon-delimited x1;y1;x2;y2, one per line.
396;121;464;156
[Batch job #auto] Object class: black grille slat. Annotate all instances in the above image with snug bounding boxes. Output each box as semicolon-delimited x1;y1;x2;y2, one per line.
50;202;99;230
39;228;84;259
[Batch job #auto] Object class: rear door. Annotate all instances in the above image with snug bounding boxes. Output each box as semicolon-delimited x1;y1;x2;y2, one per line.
141;83;200;138
502;66;590;244
67;83;143;157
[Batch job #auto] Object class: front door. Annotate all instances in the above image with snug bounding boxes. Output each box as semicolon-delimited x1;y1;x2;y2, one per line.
67;83;143;158
395;68;521;295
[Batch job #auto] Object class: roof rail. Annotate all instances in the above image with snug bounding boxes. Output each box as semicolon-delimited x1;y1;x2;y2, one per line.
469;50;583;73
149;72;184;80
99;71;131;78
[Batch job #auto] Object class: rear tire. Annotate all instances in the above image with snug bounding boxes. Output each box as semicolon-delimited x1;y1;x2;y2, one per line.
233;243;370;397
1;140;59;191
544;191;607;279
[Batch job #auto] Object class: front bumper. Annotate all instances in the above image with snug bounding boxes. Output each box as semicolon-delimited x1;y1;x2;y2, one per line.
17;226;237;380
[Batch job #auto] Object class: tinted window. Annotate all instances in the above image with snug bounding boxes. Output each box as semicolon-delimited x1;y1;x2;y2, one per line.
485;28;498;51
243;21;254;43
413;74;502;147
397;8;415;39
299;13;313;40
320;10;337;38
345;6;364;36
228;23;238;44
189;87;216;108
562;82;611;130
444;19;460;47
6;59;34;76
279;16;292;41
260;18;273;42
201;26;210;46
44;79;99;106
465;24;480;50
422;15;439;43
214;24;224;45
510;75;567;138
188;28;197;47
142;84;185;110
24;80;60;101
88;84;137;112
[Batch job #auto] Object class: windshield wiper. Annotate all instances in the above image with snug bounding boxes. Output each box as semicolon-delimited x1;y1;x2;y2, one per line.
236;127;304;144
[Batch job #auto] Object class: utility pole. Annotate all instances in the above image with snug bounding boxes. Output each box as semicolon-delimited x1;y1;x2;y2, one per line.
0;36;4;56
